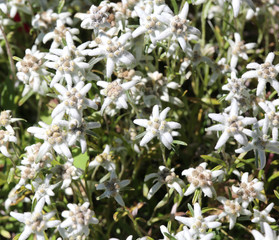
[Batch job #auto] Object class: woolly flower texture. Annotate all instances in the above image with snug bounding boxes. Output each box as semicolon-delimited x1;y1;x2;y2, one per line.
134;105;181;149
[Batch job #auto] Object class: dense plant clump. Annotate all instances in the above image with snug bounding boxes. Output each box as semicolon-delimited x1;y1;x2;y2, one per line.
0;0;279;239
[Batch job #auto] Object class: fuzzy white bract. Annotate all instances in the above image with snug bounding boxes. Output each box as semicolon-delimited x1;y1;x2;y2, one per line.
10;198;60;240
134;105;181;149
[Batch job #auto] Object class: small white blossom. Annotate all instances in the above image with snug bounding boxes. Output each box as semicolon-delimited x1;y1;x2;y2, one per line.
217;197;252;230
175;203;221;237
97;78;138;114
132;4;169;45
0;110;22;134
251;203;276;231
175;226;214;240
133;105;181;149
182;162;224;198
235;124;279;169
45;32;90;88
228;32;256;69
222;71;250;101
10;198;60;240
59;202;98;238
88;31;135;78
52;82;98;122
27;121;72;160
258;100;279;141
75;4;110;32
156;2;200;53
0;129;17;157
251;222;279;240
96;171;130;206
88;145;116;171
51;162;83;189
206;99;256;149
26;174;58;205
65;118;101;154
43;19;79;49
145;166;184;199
242;52;279;96
16;46;48;96
232;172;266;208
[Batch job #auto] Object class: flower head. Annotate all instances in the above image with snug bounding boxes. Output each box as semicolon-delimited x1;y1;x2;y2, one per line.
182;162;224;198
133;105;181;149
10;198;60;240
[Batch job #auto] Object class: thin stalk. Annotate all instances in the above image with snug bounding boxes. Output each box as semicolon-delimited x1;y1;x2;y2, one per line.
0;24;16;80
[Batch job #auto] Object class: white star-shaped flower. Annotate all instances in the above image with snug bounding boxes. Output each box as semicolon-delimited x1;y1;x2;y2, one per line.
206;99;256;149
133;105;181;149
242;52;279;96
182;162;224;198
97;78;138;114
175;203;221;237
10;198;60;240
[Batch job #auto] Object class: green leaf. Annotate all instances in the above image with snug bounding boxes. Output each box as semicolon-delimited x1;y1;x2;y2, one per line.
268;172;279;182
154;189;174;211
187;203;194;216
12;233;21;240
192;188;201;205
18;90;34;106
274;190;279;199
170;0;178;14
73;149;89;171
172;140;187;146
163;233;176;240
0;229;11;239
57;0;65;14
12;56;22;62
7;167;15;184
200;155;226;167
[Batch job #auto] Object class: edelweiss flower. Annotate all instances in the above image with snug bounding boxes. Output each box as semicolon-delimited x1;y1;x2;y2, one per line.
251;222;279;240
65;118;101;154
182;162;224;198
97;78;138;114
232;172;266;208
75;4;110;32
242;52;279;96
217;197;252;229
96;171;130;206
52;82;98;122
10;198;60;240
16;143;53;188
175;203;221;237
251;203;276;231
175;226;214;240
207;99;256;149
0;110;22;134
235;124;279;169
27;121;72;161
16;46;49;96
88;145;116;171
228;32;256;69
144;166;183;199
258;100;279;141
52;162;83;189
26;174;58;205
59;202;98;238
132;4;169;45
43;19;79;49
0;130;17;157
45;32;90;88
88;31;135;78
208;58;231;86
222;71;250;101
133;105;181;149
156;2;201;53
